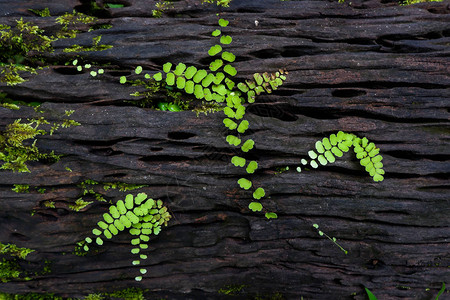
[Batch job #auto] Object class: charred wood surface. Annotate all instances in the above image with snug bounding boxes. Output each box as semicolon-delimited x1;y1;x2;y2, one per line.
0;0;449;299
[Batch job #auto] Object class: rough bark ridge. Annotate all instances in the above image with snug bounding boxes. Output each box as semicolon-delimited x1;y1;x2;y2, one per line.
0;0;449;299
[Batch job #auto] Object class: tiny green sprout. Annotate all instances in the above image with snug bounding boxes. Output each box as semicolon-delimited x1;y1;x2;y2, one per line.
119;76;127;84
231;156;246;167
90;71;97;77
98;69;104;74
313;224;319;229
135;66;143;74
237;178;252;190
84;64;91;69
223;65;237;76
237;120;249;133
145;73;151;79
265;212;278;219
72;59;78;65
364;288;378;300
218;19;229;27
77;66;82;71
163;62;172;73
212;29;221;36
253;187;265;200
249;202;263;212
220;35;232;44
246;161;258;174
241;139;255;152
208;44;222;56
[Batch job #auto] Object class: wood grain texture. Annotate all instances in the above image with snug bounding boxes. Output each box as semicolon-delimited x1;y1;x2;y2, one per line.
0;0;449;299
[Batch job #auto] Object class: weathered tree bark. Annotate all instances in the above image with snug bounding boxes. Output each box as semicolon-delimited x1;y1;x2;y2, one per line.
0;0;449;299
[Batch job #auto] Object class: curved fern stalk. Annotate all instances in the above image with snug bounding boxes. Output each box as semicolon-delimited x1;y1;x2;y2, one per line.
77;192;171;281
298;131;385;182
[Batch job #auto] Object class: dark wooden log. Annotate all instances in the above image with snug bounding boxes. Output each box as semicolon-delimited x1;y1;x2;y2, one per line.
0;0;449;299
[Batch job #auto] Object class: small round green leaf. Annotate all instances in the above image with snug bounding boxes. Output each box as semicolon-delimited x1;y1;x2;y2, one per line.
135;66;142;74
223;118;238;130
222;51;236;62
153;72;162;81
231;156;246;167
173;63;186;76
246;161;258;174
249;202;263;212
96;237;103;245
185;66;197;79
218;19;229;27
166;73;175;85
237;120;249;133
163;62;172;73
193;69;207;83
185;80;194;94
208;44;222;56
238;177;252;190
209;59;223;72
176;76;186;89
265;212;278;219
220;35;232;45
212;29;221;36
241;139;254;152
224;64;237;76
119;76;127;84
253;188;265;200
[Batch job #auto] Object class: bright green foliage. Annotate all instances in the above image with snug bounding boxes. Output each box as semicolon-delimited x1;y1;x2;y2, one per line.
135;66;143;74
231;156;246;167
223;118;238;130
29;8;51;17
365;288;378;300
208;45;222;56
253;188;265;200
238;178;252;190
79;193;171;281
249;202;263;212
1;112;79;172
222;53;236;64
212;29;221;37
265;212;278;219
63;35;112;52
241;139;255;152
0;243;34;260
226;135;241;146
220;35;232;45
300;131;385;182
237;120;249;133
218;19;230;27
246;161;258;174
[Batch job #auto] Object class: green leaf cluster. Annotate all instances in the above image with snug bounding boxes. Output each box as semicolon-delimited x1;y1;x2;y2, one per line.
237;70;288;103
301;131;384;182
80;193;171;281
